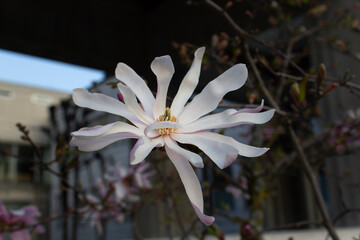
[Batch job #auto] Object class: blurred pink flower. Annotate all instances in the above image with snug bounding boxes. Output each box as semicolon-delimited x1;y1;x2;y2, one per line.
241;224;254;239
79;163;154;233
79;179;125;234
70;47;274;225
328;116;360;153
0;201;44;240
106;163;154;202
226;176;250;199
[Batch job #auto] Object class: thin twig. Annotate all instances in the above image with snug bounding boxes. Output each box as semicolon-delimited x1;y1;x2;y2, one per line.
264;220;323;232
201;2;341;239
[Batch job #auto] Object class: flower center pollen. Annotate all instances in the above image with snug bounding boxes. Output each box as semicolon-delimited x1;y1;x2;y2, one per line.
156;107;179;135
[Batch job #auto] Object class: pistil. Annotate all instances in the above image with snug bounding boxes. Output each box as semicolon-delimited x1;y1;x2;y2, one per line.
156;108;179;135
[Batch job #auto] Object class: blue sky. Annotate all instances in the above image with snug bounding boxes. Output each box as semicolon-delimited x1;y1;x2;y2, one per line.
0;49;105;93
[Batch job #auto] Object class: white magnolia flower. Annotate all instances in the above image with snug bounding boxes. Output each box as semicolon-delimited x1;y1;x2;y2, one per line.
70;47;274;225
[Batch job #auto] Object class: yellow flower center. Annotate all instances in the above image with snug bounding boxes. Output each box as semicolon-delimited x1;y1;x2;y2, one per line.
156;107;179;135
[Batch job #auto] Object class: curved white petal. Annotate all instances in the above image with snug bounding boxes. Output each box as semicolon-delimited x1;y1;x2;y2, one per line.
72;88;144;127
165;144;215;226
164;135;203;168
180;131;269;158
117;83;154;124
71;122;142;137
151;55;174;118
178;64;248;124
179;109;275;133
71;123;115;137
70;133;139;152
70;122;142;151
236;99;264;114
171;47;205;117
172;132;239;169
177;109;235;133
115;63;155;116
130;137;164;165
144;121;182;138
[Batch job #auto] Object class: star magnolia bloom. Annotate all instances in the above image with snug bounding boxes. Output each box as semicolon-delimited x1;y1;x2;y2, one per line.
70;47;275;226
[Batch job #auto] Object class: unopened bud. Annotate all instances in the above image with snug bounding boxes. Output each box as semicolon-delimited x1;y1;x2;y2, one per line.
316;63;326;88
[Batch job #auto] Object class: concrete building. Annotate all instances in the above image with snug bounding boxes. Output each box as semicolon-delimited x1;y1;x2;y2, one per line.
0;80;69;237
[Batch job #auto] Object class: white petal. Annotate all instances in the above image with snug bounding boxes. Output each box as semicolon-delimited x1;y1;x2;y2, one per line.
177;109;235;133
144;121;182;138
151;55;174;118
117;83;154;124
70;133;138;152
130;137;164;165
180;131;269;158
236;99;264;114
164;135;203;168
179;109;275;133
115;62;155;116
214;133;269;157
70;122;142;151
71;124;115;137
72;88;144;127
172;132;239;169
71;122;142;137
178;64;248;124
171;47;205;117
165;144;215;226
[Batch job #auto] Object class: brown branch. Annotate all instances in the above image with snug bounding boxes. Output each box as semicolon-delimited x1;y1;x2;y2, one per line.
264;220;323;232
242;43;281;111
287;124;339;240
276;38;295;102
333;208;360;225
202;2;340;239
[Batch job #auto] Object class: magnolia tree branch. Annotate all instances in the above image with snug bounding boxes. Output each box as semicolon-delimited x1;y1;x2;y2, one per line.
242;43;281;111
276;37;295;102
203;1;341;239
287;124;339;239
265;219;323;232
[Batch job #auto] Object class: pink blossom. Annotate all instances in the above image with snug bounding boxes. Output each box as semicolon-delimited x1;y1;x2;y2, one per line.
79;179;125;234
79;163;154;234
226;176;250;199
106;163;154;201
0;201;44;240
241;224;254;239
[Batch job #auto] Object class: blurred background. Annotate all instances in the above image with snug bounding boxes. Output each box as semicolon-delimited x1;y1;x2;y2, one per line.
0;0;359;239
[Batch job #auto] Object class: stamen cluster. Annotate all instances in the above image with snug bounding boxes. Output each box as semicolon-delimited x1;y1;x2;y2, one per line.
156;107;179;135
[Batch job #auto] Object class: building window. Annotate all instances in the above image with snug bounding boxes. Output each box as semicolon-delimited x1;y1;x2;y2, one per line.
30;93;54;105
0;144;18;181
0;89;14;99
17;145;35;182
0;144;36;183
